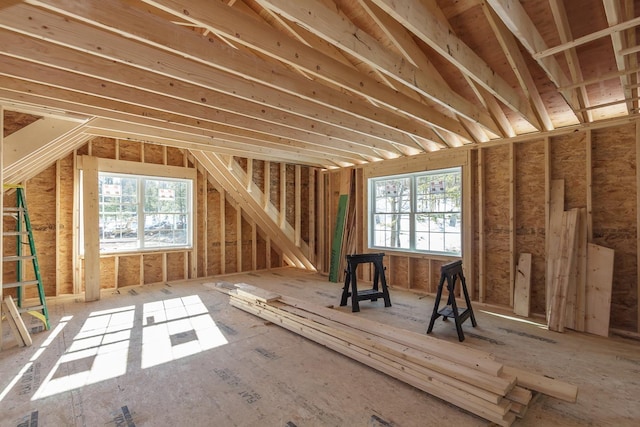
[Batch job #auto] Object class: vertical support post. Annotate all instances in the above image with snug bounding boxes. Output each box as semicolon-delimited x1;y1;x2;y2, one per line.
280;163;286;229
586;129;593;241
636;121;640;333
309;168;316;264
478;147;486;303
82;155;100;301
318;171;326;273
236;206;242;272
509;142;516;308
295;165;301;247
251;220;257;271
463;150;474;300
264;161;270;209
0;105;4;349
55;159;61;296
220;189;226;275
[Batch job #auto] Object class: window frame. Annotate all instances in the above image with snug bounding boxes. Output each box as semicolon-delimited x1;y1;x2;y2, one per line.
80;157;197;255
368;166;462;256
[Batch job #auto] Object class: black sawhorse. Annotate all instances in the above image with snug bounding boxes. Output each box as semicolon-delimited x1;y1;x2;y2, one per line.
427;260;477;341
340;253;392;312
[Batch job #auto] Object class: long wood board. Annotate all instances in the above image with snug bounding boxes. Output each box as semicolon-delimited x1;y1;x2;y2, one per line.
513;253;532;317
585;243;614;337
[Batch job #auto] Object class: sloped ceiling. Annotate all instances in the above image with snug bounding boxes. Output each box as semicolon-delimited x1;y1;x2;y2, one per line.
1;0;640;170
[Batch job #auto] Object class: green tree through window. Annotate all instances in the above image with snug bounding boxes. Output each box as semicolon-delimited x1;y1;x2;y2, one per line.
369;167;461;255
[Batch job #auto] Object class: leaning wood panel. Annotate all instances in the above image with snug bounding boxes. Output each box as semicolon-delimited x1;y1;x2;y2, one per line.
515;140;546;315
513;253;532;317
143;253;163;284
117;255;141;287
550;132;586;210
166;251;185;282
117;140;142;162
585;243;614;337
99;256;116;289
26;164;57;297
483;145;511;306
57;153;75;295
143;143;164;165
591;124;638;331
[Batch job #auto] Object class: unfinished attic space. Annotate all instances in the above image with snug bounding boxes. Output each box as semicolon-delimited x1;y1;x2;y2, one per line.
2;0;640;425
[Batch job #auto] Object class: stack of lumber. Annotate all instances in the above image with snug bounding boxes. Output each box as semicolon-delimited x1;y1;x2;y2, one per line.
546;180;614;336
227;283;578;427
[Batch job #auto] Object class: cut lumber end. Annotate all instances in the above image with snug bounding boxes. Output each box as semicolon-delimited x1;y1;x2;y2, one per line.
235;283;281;302
503;366;578;403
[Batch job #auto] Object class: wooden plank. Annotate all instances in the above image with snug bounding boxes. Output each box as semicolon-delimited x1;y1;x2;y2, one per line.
502;366;578;403
82;155;101;302
546;179;564;319
328;192;349;282
513;253;532;317
234;283;280;303
548;209;579;332
573;208;588;331
230;297;516;426
585;243;614;337
3;296;32;346
1;302;25;348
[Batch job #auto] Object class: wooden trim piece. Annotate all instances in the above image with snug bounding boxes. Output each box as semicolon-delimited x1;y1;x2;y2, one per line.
513;253;532;317
82;155;100;301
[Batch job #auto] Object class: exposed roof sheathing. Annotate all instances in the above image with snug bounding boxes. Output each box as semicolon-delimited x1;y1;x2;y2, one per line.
1;0;640;170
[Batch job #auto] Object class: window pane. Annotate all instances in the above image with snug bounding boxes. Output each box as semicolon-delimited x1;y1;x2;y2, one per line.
97;172;192;253
370;168;461;256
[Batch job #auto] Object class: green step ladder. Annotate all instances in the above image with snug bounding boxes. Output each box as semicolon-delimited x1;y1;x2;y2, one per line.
2;184;50;330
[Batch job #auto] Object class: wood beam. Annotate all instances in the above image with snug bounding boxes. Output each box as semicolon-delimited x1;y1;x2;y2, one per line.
81;155;100;301
369;0;539;128
140;0;472;140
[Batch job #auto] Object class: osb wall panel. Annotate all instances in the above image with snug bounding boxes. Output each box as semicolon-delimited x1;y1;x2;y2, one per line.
90;137;116;159
3;111;39;137
143;143;164;165
167;252;185;282
550;132;587;209
118;140;142;162
207;184;222;275
235;157;247;173
26;164;57;297
99;257;116;289
270;246;281;268
58;154;75;295
252;160;265;192
515;140;546;315
482;145;511;306
410;258;429;291
241;216;253;271
591;124;638;331
166;147;185;167
429;259;448;295
286;164;295;226
270;162;281;209
118;255;141;287
389;255;409;288
224;199;238;274
143;253;163;284
256;232;267;270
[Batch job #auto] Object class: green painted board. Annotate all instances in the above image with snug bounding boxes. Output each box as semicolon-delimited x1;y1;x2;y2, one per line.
329;194;348;282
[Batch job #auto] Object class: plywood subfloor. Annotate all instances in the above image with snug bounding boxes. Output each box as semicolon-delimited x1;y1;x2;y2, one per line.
1;267;638;426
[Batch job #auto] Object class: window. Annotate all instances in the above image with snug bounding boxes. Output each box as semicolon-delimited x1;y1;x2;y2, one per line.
369;167;461;256
98;172;192;253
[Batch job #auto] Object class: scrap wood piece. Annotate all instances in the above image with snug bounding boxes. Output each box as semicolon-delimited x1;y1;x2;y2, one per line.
3;296;32;347
585;243;614;337
502;366;578;403
235;283;280;302
548;209;579;332
513;253;532;317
